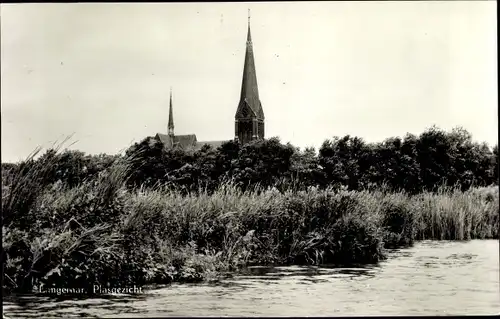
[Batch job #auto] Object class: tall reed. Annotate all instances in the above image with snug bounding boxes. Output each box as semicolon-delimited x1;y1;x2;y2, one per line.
414;186;499;240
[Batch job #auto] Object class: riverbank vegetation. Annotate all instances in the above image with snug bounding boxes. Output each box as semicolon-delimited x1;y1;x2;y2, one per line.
2;126;498;295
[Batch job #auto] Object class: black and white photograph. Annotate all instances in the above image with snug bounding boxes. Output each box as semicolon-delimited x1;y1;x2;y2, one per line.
1;1;498;317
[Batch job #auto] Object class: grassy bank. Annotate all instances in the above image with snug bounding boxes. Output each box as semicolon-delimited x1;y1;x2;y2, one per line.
2;154;498;297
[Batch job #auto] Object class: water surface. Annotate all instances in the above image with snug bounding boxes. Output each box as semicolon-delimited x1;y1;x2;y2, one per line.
3;240;499;317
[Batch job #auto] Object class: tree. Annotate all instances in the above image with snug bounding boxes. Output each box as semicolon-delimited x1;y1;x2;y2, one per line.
230;137;295;191
125;137;171;188
319;135;371;190
416;126;455;191
290;146;327;190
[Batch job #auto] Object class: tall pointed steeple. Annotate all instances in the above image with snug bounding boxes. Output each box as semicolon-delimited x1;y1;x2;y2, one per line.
155;87;198;150
235;9;265;144
168;87;174;136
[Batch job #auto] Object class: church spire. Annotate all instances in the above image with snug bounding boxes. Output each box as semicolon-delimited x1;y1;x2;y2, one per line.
237;8;264;120
235;9;265;144
168;87;174;136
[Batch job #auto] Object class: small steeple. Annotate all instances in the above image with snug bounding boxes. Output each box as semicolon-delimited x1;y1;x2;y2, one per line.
168;87;174;136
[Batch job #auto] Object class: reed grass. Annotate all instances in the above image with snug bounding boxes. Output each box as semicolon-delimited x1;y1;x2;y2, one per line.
2;149;498;296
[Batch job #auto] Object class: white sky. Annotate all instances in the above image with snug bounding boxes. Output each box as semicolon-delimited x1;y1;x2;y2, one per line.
1;1;497;163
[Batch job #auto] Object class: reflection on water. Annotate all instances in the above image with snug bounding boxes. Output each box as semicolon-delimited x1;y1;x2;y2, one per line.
3;240;499;317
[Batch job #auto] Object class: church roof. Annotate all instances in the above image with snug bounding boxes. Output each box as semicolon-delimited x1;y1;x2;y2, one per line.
174;134;198;147
236;13;264;120
155;133;198;150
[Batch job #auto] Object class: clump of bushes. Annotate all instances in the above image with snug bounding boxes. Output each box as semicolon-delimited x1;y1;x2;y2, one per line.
380;194;417;248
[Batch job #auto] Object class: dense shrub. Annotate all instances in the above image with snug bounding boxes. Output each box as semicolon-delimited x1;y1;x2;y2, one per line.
380;196;417;248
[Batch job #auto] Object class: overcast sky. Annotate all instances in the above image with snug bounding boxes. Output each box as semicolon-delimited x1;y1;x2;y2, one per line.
1;1;497;163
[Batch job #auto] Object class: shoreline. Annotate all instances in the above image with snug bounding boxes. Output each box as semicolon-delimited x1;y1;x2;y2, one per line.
3;239;498;302
3;185;498;296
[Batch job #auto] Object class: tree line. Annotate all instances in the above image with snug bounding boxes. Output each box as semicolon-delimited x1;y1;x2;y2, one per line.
2;126;498;194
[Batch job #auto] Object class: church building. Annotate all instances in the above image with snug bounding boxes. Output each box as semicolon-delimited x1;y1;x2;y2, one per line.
154;88;225;150
155;11;265;150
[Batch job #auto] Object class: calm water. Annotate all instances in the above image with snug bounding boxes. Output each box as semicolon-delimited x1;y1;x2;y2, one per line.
3;240;499;317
